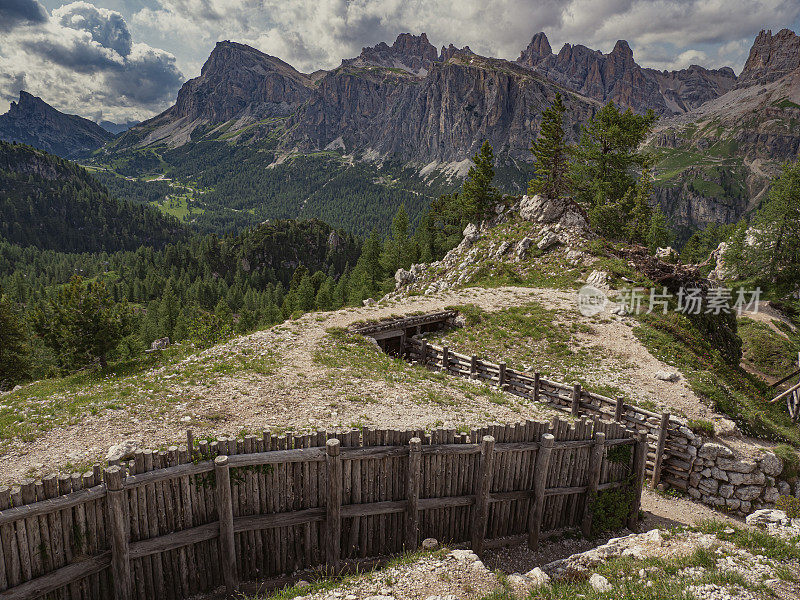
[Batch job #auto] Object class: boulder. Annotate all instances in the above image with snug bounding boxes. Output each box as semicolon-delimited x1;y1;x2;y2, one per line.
421;537;439;550
524;567;550;585
537;231;560;250
516;237;534;260
697;443;733;460
654;370;680;382
716;458;757;473
463;223;480;244
746;509;788;528
150;337;170;351
759;453;783;476
394;268;415;289
586;270;609;289
713;418;739;438
106;440;138;462
520;194;564;223
589;574;612;592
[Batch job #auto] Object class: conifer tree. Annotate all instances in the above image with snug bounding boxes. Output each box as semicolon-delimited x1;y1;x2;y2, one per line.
0;286;29;389
529;93;571;198
460;141;500;224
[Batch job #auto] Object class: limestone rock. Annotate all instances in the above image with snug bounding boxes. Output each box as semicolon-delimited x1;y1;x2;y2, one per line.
713;418;738;438
421;538;438;550
524;567;550;585
654;370;680;382
586;270;609;289
746;508;788;528
759;453;783;477
589;573;612;592
106;440;138;462
395;268;415;289
537;231;560;250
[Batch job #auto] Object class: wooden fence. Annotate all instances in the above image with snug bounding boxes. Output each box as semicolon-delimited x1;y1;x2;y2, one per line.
404;337;691;490
0;420;645;600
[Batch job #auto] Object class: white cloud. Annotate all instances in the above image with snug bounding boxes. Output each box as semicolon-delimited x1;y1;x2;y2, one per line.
0;1;183;122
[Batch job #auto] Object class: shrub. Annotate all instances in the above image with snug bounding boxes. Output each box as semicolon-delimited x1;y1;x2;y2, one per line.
590;487;634;535
774;444;800;480
687;418;715;437
607;444;632;465
776;495;800;518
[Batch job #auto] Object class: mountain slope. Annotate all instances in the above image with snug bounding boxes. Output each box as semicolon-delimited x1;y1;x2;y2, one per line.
516;32;736;115
0;141;185;252
0;92;113;158
648;28;800;236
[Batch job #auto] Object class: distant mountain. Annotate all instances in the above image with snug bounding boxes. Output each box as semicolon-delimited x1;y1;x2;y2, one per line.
0;91;113;158
0;141;185;252
99;120;139;135
649;28;800;236
516;32;736;115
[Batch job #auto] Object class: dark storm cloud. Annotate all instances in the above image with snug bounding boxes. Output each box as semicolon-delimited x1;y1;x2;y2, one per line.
0;0;49;31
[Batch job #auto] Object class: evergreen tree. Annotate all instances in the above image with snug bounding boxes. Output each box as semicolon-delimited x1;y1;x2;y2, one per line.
0;286;29;388
157;280;179;340
529;93;571;198
570;102;657;237
647;205;672;252
460;141;500;224
296;273;316;312
32;276;132;370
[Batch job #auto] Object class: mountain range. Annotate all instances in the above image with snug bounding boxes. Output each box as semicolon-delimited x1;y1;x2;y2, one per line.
3;28;799;238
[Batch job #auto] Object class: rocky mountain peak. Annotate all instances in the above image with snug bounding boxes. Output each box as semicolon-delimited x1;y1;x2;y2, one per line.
0;91;112;158
439;44;475;62
611;40;634;60
346;32;439;75
170;40;311;125
517;32;552;67
737;28;800;88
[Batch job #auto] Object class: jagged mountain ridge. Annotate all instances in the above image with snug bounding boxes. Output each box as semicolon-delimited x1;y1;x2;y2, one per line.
0;91;113;158
649;28;800;234
516;32;737;115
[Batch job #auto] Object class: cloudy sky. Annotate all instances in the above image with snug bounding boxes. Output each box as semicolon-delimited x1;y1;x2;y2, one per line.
2;0;799;123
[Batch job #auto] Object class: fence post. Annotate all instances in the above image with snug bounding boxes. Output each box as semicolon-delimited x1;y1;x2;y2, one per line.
405;437;422;550
420;339;427;365
533;372;540;403
571;384;582;416
651;413;670;488
628;432;648;531
104;466;132;600
615;396;625;422
470;355;478;379
527;433;554;550
471;436;496;555
214;455;237;596
580;432;606;537
186;429;195;460
441;346;449;373
498;362;506;389
326;439;342;570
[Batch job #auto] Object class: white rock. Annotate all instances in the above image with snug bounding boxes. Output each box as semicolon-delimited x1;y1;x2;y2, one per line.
589;573;612;592
363;298;376;307
759;452;783;477
654;370;680;382
524;567;550;585
449;549;479;562
746;509;787;528
537;231;560;250
394;268;415;289
586;270;610;289
106;440;138;462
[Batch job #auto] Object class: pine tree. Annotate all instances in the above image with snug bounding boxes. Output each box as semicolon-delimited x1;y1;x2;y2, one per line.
0;287;29;388
460;141;500;224
529;93;571;198
157;279;179;340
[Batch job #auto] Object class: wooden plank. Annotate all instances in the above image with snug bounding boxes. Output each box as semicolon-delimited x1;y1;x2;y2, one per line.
104;466;132;600
214;456;237;597
405;438;421;551
0;487;107;526
527;433;554;550
325;440;342;570
0;553;111;600
650;413;671;488
129;523;218;559
580;432;606;537
628;432;648;531
471;436;495;555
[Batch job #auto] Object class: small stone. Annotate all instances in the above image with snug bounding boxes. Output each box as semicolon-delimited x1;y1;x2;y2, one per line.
421;538;439;550
589;573;612;592
537;231;560;250
524;567;550;585
759;452;783;476
106;440;138;462
654;371;680;382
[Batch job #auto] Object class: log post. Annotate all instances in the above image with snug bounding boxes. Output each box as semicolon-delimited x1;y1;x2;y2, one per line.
420;339;428;366
186;430;194;460
441;346;449;373
214;455;237;596
533;372;540;403
326;439;342;571
580;432;606;537
527;433;554;550
571;384;582;416
470;355;478;379
498;362;506;389
628;432;648;531
104;466;132;600
405;437;422;550
650;413;670;488
471;436;495;555
614;396;625;422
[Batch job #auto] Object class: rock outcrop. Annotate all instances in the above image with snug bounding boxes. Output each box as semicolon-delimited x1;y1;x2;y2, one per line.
737;29;800;88
516;32;736;115
0;91;113;158
342;33;438;75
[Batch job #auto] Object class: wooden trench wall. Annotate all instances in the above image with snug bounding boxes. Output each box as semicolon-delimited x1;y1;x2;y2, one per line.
0;420;645;600
402;336;691;490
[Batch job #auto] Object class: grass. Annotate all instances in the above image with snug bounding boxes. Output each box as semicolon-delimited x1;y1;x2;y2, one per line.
633;312;800;445
738;317;799;379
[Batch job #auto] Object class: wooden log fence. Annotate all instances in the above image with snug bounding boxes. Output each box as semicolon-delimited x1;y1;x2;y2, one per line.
402;336;685;490
0;419;639;600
